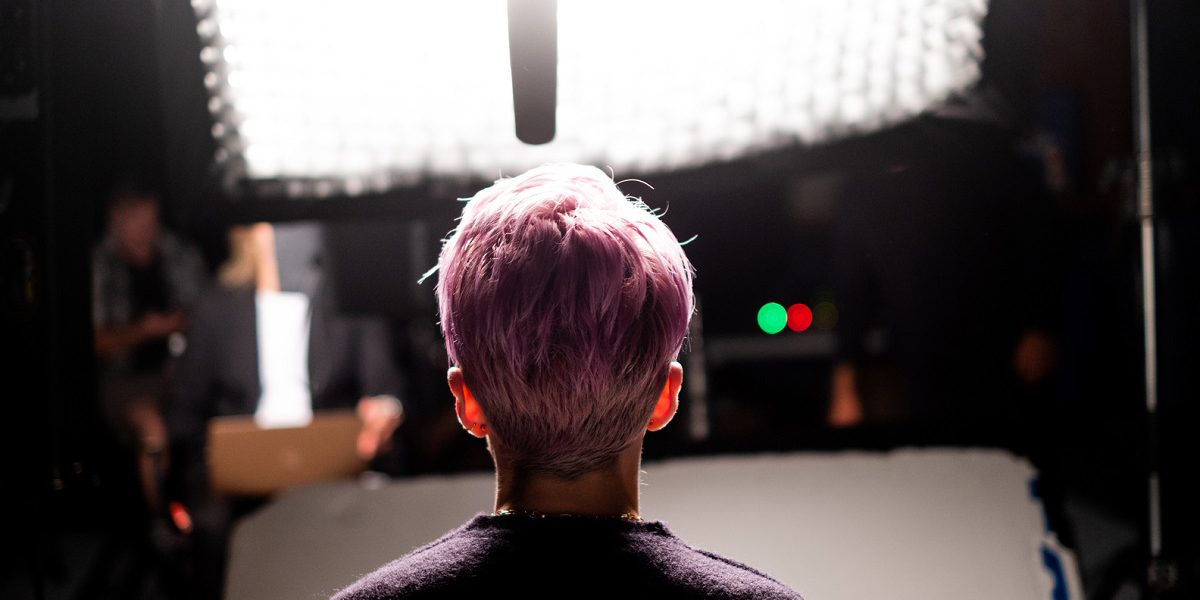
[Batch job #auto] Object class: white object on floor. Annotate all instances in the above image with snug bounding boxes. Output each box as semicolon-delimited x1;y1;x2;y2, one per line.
253;290;312;429
226;448;1082;600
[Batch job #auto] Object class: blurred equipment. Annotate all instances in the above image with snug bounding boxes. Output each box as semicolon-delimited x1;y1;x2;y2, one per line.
1129;0;1177;598
0;0;37;120
206;410;366;496
322;219;435;318
2;1;121;598
186;0;993;198
507;0;556;145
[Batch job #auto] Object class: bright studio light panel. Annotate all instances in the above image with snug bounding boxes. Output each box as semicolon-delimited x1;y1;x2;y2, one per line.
195;0;989;197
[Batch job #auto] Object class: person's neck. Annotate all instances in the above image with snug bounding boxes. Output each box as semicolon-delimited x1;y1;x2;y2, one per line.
493;440;643;518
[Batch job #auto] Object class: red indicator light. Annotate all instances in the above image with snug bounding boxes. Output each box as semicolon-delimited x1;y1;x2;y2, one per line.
169;501;194;534
786;303;813;332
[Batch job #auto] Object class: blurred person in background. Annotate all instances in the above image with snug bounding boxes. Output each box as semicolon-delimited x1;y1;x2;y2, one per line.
165;222;405;600
827;118;1061;437
333;164;801;600
826;0;1060;437
92;179;208;516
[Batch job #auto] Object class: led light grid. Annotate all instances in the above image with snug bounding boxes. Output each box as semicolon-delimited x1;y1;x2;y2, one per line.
194;0;988;197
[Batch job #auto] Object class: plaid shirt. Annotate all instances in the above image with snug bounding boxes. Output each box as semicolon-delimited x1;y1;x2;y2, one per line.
92;230;208;372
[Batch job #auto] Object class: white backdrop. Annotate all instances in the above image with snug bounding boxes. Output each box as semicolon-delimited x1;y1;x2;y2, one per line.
227;448;1081;600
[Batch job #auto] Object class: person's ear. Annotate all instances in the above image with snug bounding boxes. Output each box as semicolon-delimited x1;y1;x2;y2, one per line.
448;367;489;438
647;362;683;432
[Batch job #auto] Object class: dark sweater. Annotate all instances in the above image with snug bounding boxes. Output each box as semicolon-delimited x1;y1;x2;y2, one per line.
332;514;802;600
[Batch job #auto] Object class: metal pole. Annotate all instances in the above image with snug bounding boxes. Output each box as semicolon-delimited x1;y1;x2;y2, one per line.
1133;0;1156;419
1130;0;1174;596
686;299;710;441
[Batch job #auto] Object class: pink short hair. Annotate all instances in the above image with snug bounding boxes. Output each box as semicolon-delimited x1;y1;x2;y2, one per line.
435;164;695;477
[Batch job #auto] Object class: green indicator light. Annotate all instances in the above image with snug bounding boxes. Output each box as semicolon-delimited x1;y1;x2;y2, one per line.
757;302;787;334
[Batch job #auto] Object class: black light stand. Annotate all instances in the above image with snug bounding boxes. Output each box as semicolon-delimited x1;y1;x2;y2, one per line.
1130;0;1178;597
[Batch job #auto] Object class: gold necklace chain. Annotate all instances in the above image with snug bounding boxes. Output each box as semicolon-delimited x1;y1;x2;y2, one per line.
494;508;644;523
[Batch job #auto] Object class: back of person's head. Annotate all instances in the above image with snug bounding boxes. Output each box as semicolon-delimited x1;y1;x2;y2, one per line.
435;164;694;478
